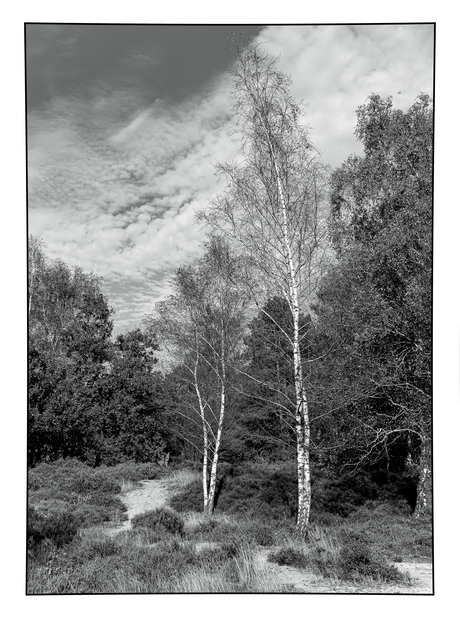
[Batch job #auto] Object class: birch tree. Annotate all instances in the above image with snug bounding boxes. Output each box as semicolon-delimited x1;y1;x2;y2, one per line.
198;43;329;536
146;237;247;515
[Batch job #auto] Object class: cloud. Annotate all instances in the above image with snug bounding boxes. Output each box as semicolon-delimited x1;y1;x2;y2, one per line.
28;73;237;332
110;109;152;145
28;25;434;334
260;24;434;165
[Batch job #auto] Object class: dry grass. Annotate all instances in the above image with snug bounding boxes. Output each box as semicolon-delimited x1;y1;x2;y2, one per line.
159;541;284;593
119;479;138;494
183;510;235;528
162;569;230;593
165;468;201;488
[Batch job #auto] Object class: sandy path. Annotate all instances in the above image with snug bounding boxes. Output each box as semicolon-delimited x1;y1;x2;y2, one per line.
103;477;433;594
106;479;169;535
256;548;433;594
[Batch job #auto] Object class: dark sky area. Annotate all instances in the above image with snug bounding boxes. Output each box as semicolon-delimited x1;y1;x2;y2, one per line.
26;24;265;109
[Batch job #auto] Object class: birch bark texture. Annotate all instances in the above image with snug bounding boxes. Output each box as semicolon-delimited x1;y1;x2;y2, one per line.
148;237;247;515
198;43;328;536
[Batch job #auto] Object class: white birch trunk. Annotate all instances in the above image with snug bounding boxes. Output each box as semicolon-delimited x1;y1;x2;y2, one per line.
414;436;431;518
271;146;312;537
193;346;209;511
205;381;225;515
205;328;226;515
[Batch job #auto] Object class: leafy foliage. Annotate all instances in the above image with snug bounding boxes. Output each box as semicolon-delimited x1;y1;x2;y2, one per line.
227;297;313;462
131;507;185;538
28;238;171;466
336;539;405;583
268;547;309;568
313;94;432;514
28;506;80;552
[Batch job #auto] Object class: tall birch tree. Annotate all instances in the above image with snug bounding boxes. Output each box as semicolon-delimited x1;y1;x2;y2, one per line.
145;237;247;515
198;43;329;536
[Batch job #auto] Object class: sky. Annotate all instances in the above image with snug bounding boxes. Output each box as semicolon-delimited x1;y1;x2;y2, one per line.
26;23;434;335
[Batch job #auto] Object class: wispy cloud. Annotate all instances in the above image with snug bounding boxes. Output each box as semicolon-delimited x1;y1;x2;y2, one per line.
27;25;433;333
28;73;237;329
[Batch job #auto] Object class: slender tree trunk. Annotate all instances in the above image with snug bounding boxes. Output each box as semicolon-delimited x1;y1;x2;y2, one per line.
205;382;225;514
193;347;209;511
272;149;312;537
414;435;431;518
292;304;311;537
210;51;316;535
205;331;226;515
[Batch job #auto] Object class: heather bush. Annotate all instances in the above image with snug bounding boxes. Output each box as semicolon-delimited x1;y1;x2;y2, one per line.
169;479;203;512
237;522;276;546
132;507;185;538
28;506;80;552
338;501;432;560
70;535;119;561
108;461;161;483
268;547;309;569
170;463;297;520
337;540;405;583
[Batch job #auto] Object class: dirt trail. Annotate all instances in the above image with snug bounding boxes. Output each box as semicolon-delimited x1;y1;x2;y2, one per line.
106;479;169;535
256;548;433;594
104;475;433;594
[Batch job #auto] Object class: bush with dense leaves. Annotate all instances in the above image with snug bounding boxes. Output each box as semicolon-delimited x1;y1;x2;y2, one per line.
268;547;309;569
69;536;120;562
28;506;80;552
131;508;185;538
170;463;297;519
311;470;380;517
250;524;276;546
337;540;404;582
169;479;203;513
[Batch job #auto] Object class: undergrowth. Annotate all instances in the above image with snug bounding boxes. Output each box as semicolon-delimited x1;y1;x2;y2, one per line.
27;530;284;594
27;460;431;593
28;458;164;560
269;531;410;584
132;508;185;540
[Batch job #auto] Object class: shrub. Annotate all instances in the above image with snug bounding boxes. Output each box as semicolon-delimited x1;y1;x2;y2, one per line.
28;506;80;551
268;547;309;569
131;508;185;538
244;523;275;546
306;545;337;578
187;517;227;542
220;536;248;559
312;470;379;517
170;463;297;520
337;540;405;583
71;503;112;526
70;536;119;562
169;479;203;513
108;461;161;483
339;501;432;560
